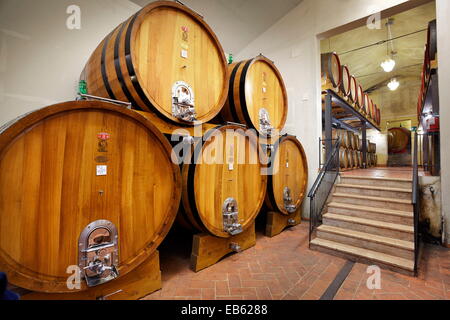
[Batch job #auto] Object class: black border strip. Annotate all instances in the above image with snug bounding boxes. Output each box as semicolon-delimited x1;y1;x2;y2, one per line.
228;61;244;122
101;30;117;100
124;12;156;111
238;59;256;128
320;260;354;300
114;19;139;107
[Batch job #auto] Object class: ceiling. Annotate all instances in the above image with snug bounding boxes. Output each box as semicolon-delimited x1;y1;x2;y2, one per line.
129;0;303;54
320;1;436;121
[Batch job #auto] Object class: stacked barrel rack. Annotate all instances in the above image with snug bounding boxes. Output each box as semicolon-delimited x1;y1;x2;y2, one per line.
331;129;377;170
0;1;308;300
321;52;381;169
417;19;440;176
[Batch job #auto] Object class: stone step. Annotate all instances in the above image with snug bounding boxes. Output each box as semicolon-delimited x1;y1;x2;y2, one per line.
323;213;414;241
316;225;414;260
327;202;413;226
340;175;412;189
336;184;412;200
332;193;413;212
310;238;415;275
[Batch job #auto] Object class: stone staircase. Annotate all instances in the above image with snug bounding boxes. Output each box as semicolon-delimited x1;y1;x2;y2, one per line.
310;175;416;276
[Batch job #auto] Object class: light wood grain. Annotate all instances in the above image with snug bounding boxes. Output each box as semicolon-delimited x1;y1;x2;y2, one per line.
82;1;228;124
0;101;181;293
181;124;267;238
221;55;287;134
265;136;308;215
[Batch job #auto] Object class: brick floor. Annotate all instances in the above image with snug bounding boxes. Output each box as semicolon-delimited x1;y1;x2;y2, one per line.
141;221;450;300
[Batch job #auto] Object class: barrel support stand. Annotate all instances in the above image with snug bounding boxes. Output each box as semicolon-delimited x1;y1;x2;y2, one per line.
21;251;162;300
265;207;301;238
190;223;256;272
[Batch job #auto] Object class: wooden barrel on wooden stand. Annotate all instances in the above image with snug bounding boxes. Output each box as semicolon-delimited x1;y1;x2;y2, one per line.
0;100;181;294
265;135;308;215
81;1;228;125
221;55;288;136
180;124;267;238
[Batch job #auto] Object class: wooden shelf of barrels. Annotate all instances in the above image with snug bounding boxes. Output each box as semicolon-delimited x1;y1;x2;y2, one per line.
0;1;308;300
321;51;381;169
418;19;440;176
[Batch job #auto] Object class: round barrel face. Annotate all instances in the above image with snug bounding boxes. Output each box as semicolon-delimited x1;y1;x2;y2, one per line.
132;5;227;122
357;85;364;108
363;93;369;114
188;125;266;238
270;137;308;215
349;76;358;103
329;53;341;87
0;101;180;292
244;59;287;133
340;66;351;96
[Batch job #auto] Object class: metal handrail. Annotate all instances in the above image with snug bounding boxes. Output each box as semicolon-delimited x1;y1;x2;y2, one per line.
412;131;420;275
308;138;341;243
308;138;340;198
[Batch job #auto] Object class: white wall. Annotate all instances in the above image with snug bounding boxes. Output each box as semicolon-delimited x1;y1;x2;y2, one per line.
235;0;411;218
0;0;140;124
436;0;450;245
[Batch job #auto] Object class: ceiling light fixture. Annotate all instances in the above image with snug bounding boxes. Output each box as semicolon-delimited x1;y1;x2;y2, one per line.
381;58;396;72
381;18;397;73
387;78;399;91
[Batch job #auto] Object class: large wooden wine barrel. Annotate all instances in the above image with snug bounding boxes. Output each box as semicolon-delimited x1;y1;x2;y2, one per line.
181;124;267;238
321;52;341;90
221;55;287;136
265;135;308;215
340;65;351;97
388;127;411;154
0;101;181;293
349;76;358;104
81;1;228;125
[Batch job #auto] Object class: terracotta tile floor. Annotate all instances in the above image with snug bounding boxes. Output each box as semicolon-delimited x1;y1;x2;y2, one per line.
142;221;450;300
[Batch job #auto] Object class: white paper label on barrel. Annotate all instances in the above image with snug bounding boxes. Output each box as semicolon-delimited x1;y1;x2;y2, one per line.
228;163;234;171
96;165;107;176
181;49;188;59
262;87;267;93
286;161;289;168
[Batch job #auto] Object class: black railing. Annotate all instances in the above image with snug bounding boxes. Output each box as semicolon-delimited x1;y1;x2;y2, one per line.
412;131;421;275
308;138;341;243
